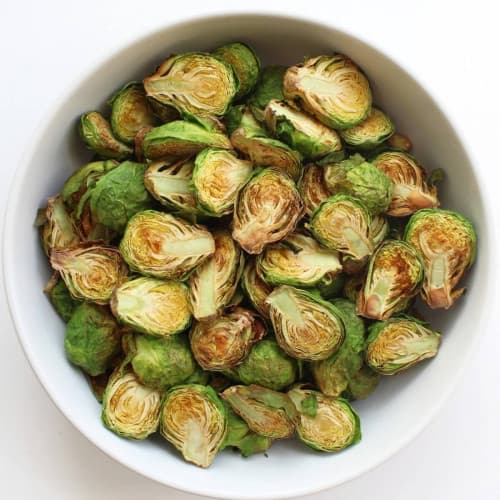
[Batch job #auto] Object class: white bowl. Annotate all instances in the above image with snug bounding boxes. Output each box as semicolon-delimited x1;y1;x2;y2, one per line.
3;13;493;500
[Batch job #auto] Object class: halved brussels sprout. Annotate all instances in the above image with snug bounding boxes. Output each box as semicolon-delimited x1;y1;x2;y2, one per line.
36;195;80;256
144;158;198;215
264;100;343;159
46;277;81;323
366;316;441;375
299;163;331;217
89;161;153;233
370;214;390;247
372;151;439;216
222;403;272;457
235;338;297;391
311;299;365;397
283;55;372;129
288;386;361;452
125;332;195;390
308;194;373;260
142;120;232;161
230;108;303;181
50;242;127;304
247;65;286;122
241;258;273;319
221;384;297;439
120;210;215;280
102;366;163;439
232;168;303;254
109;82;158;144
357;240;424;320
189;230;244;321
65;303;122;376
213;42;260;99
257;232;342;288
387;132;412;152
79;111;133;159
404;209;476;309
323;155;392;214
343;364;380;400
111;277;191;337
144;52;238;117
266;286;345;361
189;306;266;371
192;148;253;216
339;107;394;149
160;384;227;468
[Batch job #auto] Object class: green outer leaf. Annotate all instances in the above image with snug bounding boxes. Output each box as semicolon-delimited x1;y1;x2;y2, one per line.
49;279;81;323
247;66;286;121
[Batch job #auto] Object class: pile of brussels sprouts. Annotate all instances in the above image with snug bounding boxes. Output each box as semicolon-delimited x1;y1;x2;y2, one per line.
37;42;477;468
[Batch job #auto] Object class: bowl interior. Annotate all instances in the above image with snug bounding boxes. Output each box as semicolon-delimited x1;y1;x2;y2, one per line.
3;13;490;500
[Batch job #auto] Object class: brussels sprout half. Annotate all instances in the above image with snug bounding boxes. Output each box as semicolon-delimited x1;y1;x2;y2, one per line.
340;107;394;149
46;277;82;323
189;230;244;321
257;232;341;288
120;210;215;280
160;384;227;468
366;316;441;375
189;306;266;371
144;52;238;117
241;258;273;319
50;242;127;304
192;148;253;217
299;163;331;217
288;386;361;452
232;168;303;254
283;54;372;129
247;65;286;122
266;286;345;361
111;277;191;337
404;209;476;309
264;100;343;159
343;364;380;400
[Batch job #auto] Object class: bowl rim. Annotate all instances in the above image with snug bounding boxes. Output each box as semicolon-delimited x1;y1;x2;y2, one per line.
2;11;495;499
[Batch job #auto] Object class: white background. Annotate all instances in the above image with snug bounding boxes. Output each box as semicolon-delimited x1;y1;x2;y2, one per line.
1;1;499;499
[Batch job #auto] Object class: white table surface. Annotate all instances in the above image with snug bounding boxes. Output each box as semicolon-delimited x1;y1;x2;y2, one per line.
1;1;499;499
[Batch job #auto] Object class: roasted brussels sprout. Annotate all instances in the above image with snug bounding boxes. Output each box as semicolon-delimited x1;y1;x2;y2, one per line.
109;82;158;144
232;168;303;254
311;299;365;397
387;132;412;152
404;209;476;309
144;53;238;117
229;107;303;181
89;161;153;233
222;403;272;457
50;242;127;304
221;384;297;439
343;364;380;400
190;307;265;371
372;151;439;216
213;42;260;99
308;194;373;260
339;107;394;149
192;148;253;217
144;158;198;215
235;338;297;391
102;366;163;439
36;195;80;256
120;210;215;280
247;65;286;121
323;155;392;214
288;386;361;452
264;100;343;159
65;303;122;376
266;286;345;361
257;232;341;288
357;240;424;320
283;55;372;129
142;120;232;161
46;277;81;323
111;277;191;337
299;163;331;217
79;111;133;160
125;333;195;390
241;258;273;319
160;384;227;468
189;231;244;320
366;316;441;375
